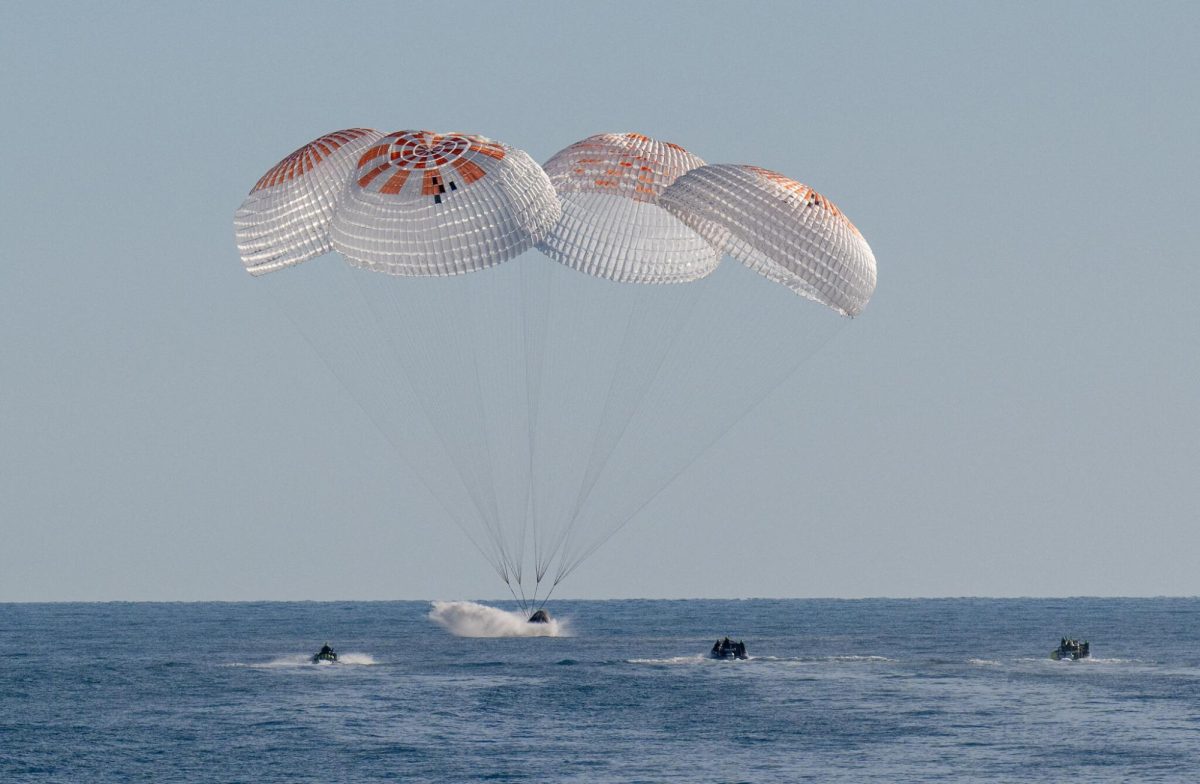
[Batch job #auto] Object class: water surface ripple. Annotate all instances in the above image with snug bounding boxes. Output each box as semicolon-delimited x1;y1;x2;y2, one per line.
2;598;1197;782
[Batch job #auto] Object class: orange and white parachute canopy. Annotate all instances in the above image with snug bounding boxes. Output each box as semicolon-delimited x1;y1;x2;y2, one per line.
330;131;560;277
234;128;384;276
537;133;719;284
234;129;560;278
659;164;877;316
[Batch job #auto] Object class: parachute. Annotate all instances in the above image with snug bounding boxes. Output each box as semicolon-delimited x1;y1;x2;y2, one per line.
658;164;876;316
537;132;718;283
330;131;560;275
234;129;384;275
234;129;876;610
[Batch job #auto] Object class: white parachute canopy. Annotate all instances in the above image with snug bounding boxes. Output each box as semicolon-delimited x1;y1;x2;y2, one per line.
331;130;560;276
235;128;876;609
234;129;384;276
659;164;877;316
537;133;718;284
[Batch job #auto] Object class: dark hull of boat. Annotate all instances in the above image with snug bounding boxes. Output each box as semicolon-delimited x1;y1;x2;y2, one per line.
709;650;748;660
1050;650;1088;661
1051;641;1090;661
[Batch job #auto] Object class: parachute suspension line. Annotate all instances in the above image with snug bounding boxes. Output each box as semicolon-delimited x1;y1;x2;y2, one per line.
559;278;709;544
544;277;710;584
262;278;506;586
532;276;653;585
347;269;514;581
513;570;529;613
531;260;559;608
533;262;583;589
552;285;642;547
461;274;512;587
281;269;520;584
455;273;531;596
509;263;529;595
360;274;505;571
502;575;527;613
525;280;638;592
528;268;648;586
550;273;749;586
517;257;549;602
529;327;563;609
467;275;507;548
549;276;717;583
438;275;505;575
528;274;589;587
534;578;560;613
552;314;852;586
556;280;847;584
522;257;555;594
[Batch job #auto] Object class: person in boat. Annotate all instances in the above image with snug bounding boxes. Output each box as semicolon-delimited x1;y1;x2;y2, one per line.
313;643;337;663
1052;637;1090;660
711;637;747;659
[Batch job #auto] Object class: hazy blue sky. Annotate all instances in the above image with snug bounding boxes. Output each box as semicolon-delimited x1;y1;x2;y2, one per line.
2;1;1197;601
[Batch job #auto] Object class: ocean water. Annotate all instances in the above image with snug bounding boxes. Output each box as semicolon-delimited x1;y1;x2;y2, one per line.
2;598;1198;782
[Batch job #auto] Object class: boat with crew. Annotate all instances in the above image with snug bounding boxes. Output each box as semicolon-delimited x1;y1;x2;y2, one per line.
1051;637;1089;661
312;643;338;664
709;637;748;660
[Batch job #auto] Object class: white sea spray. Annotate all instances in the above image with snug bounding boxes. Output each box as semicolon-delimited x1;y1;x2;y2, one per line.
428;600;566;638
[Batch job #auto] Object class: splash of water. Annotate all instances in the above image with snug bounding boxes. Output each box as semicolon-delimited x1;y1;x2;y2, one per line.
428;601;566;638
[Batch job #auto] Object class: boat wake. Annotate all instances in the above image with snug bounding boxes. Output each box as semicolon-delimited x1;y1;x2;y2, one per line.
1016;656;1137;667
229;652;377;668
628;654;895;667
627;655;709;665
747;655;891;664
428;601;567;638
